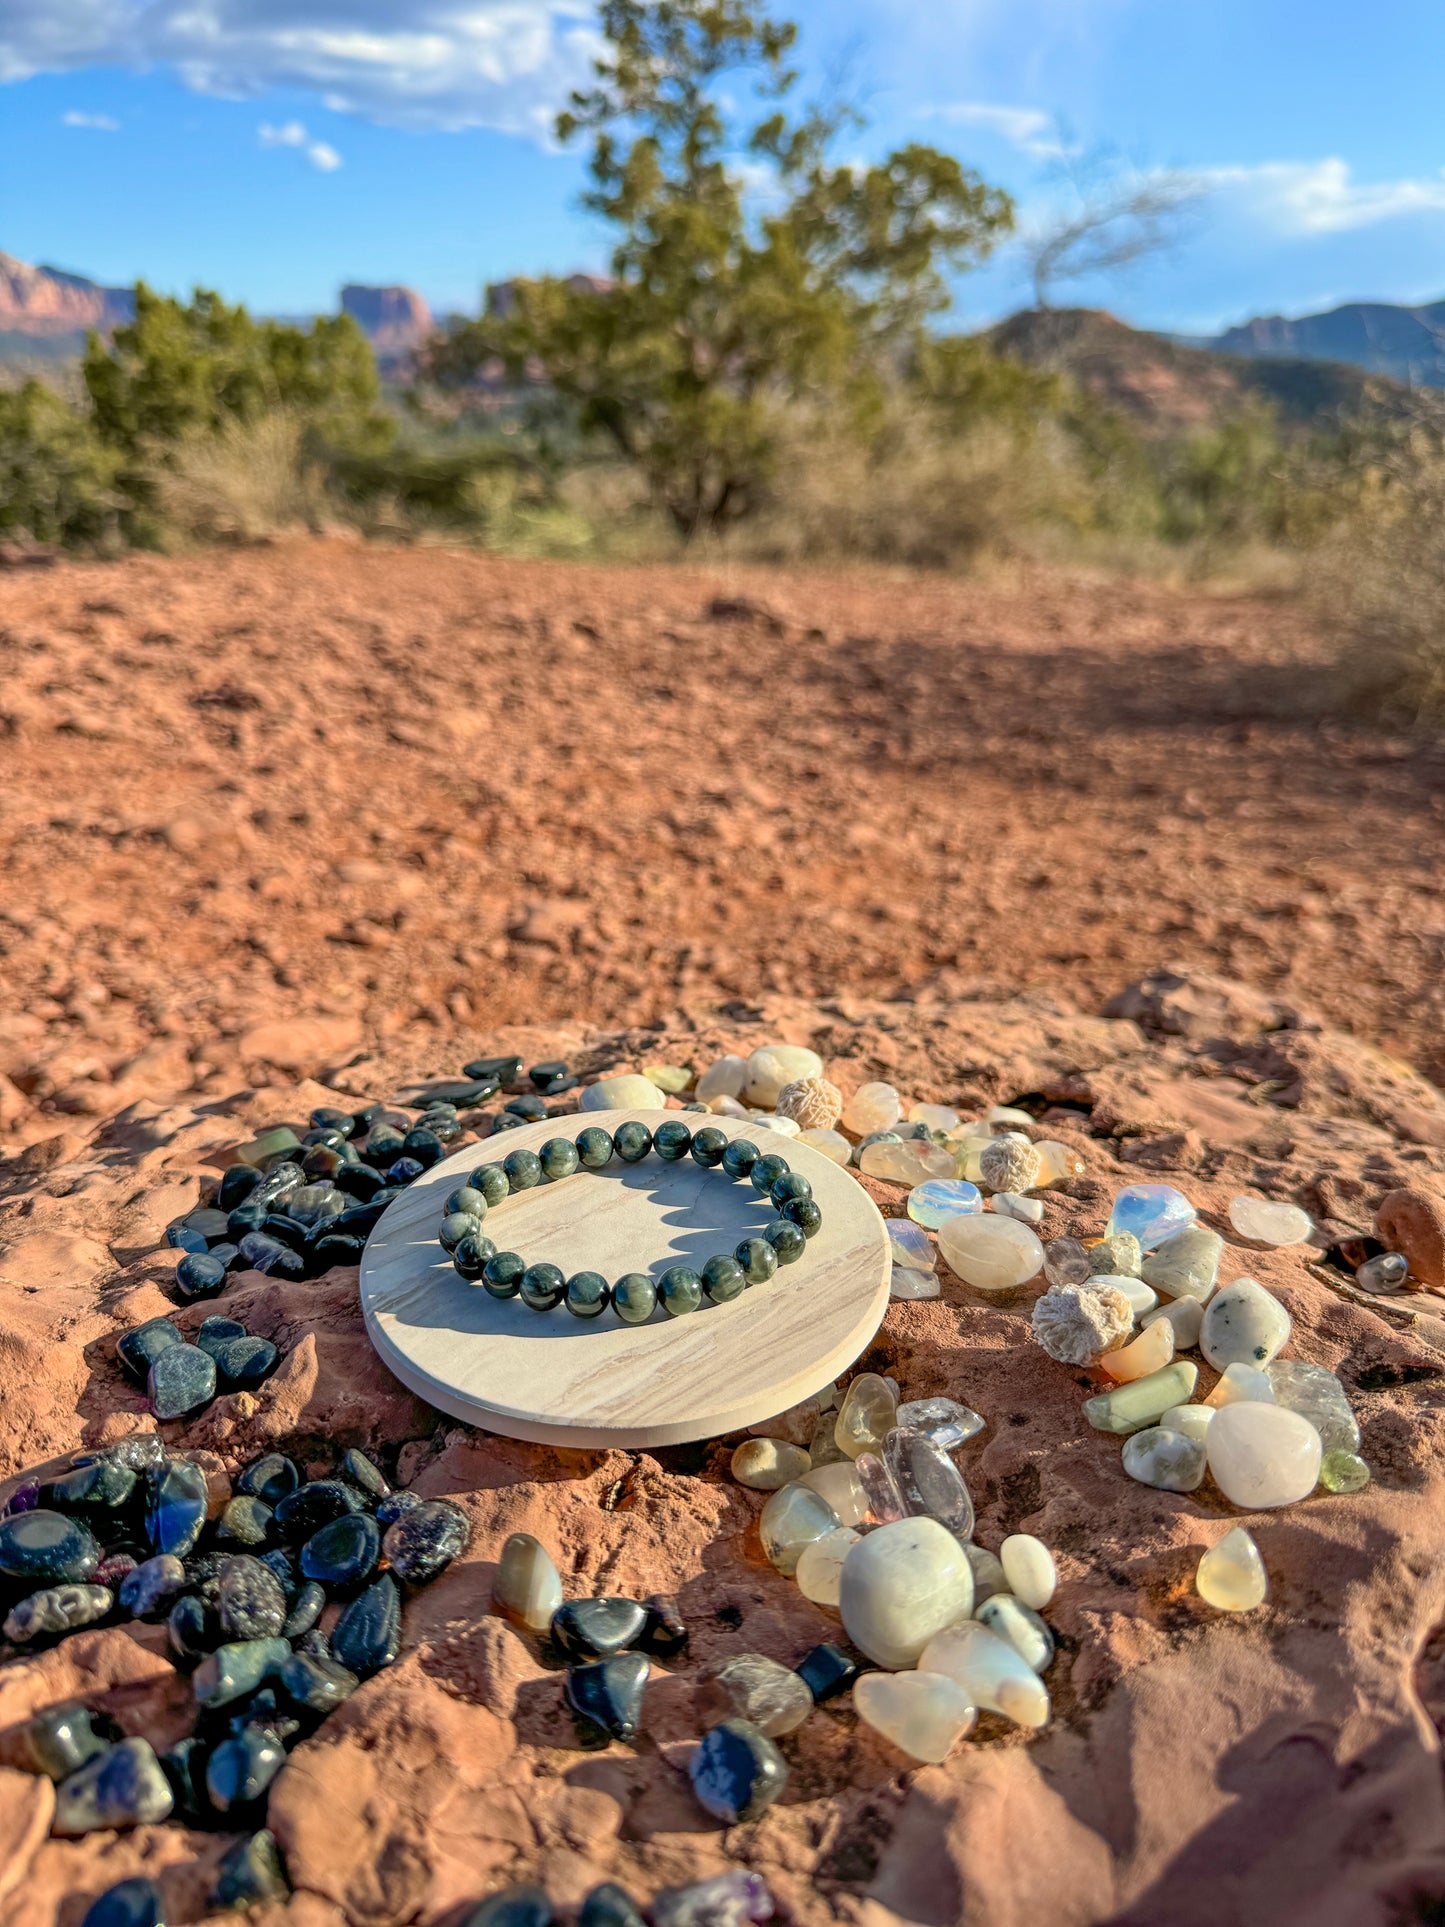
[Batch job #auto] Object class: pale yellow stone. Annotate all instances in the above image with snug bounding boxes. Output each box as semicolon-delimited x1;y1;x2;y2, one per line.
759;1482;839;1575
798;1127;851;1166
696;1055;747;1102
795;1525;860;1608
853;1670;976;1762
999;1534;1056;1610
951;1135;989;1184
579;1074;668;1112
801;1461;870;1526
842;1081;902;1134
834;1372;898;1459
1162;1402;1215;1443
744;1045;824;1109
732;1438;811;1490
860;1140;956;1185
1034;1139;1085;1186
838;1517;975;1668
920;1620;1050;1728
708;1094;752;1117
1099;1318;1175;1383
642;1063;692;1093
1203;1363;1277;1409
1196;1526;1267;1610
937;1214;1044;1292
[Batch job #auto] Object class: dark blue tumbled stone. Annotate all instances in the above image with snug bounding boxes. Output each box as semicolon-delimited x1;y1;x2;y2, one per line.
20;1701;110;1780
578;1885;644;1927
206;1728;286;1816
382;1501;469;1585
463;1054;522;1083
166;1225;209;1255
219;1164;264;1211
282;1580;325;1638
258;1545;298;1600
565;1651;650;1743
363;1125;406;1166
184;1207;231;1243
336;1162;385;1201
212;1336;280;1391
118;1553;187;1618
147;1461;209;1557
147;1344;216;1421
386;1157;425;1185
237;1232;305;1279
550;1597;647;1660
312;1232;366;1268
192;1637;290;1708
277;1649;359;1715
462;1888;555;1927
689;1718;788;1822
237;1454;300;1505
217;1556;287;1641
300;1511;379;1590
208;1242;243;1272
175;1253;227;1301
794;1641;859;1702
41;1459;136;1514
0;1508;100;1584
158;1735;208;1822
195;1315;248;1359
166;1593;215;1666
117;1318;183;1384
273;1480;365;1541
640;1594;688;1659
210;1830;290;1909
330;1573;401;1676
81;1876;165;1927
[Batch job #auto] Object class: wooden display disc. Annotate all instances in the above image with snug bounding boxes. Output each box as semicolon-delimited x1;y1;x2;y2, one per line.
359;1110;891;1448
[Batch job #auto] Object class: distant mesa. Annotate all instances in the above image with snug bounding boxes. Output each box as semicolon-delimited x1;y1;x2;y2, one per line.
339;284;432;367
0;250;134;349
1208;299;1445;389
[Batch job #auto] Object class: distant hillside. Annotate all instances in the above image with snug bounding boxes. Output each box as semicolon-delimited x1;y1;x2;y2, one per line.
989;307;1400;433
340;284;432;371
0;252;133;356
1211;299;1445;388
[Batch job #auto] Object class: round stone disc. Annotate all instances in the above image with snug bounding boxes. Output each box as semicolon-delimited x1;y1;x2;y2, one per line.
359;1110;890;1448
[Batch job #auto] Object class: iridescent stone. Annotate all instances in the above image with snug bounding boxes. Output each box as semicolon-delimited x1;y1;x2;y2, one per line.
797;1127;851;1165
4;1582;112;1642
854;1669;975;1762
854;1451;907;1524
937;1215;1043;1292
1099;1318;1174;1382
920;1620;1050;1727
794;1525;860;1606
1141;1225;1224;1303
1088;1232;1142;1279
696;1055;748;1103
894;1397;986;1449
690;1719;788;1823
834;1373;898;1458
1106;1183;1196;1252
1034;1140;1085;1186
1320;1449;1371;1493
758;1482;839;1575
1267;1360;1359;1454
907;1179;983;1229
1084;1361;1199;1433
1142;1297;1204;1348
494;1532;563;1632
843;1081;902;1134
1207;1402;1321;1507
1043;1236;1092;1288
975;1596;1051;1677
801;1461;869;1526
732;1439;811;1490
1228;1195;1312;1246
1162;1402;1215;1443
52;1738;174;1835
1203;1363;1276;1408
838;1516;974;1669
744;1045;824;1109
1357;1252;1409;1293
217;1556;287;1641
698;1653;813;1736
978;1138;1041;1194
887;1220;939;1299
1200;1277;1291;1371
884;1428;975;1539
862;1139;956;1185
1122;1426;1207;1492
579;1075;669;1111
1196;1526;1267;1610
651;1872;774;1927
999;1534;1055;1609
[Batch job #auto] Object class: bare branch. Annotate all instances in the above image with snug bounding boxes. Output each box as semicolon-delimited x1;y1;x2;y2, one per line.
1022;143;1205;310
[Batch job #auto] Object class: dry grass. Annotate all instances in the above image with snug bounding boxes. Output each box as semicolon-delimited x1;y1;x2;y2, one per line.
150;412;328;544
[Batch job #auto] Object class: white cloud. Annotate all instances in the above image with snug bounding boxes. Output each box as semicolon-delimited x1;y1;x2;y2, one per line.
0;1;597;137
62;107;119;128
259;120;307;148
1198;157;1445;234
307;140;342;171
924;101;1069;160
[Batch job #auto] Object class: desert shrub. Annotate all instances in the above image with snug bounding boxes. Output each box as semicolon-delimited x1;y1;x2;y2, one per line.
0;379;122;548
148;411;329;544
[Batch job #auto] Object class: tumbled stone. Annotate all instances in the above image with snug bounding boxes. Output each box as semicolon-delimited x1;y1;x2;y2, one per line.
862;1139;956;1185
81;1878;165;1927
217;1557;287;1641
281;1581;325;1639
839;1515;973;1669
907;1179;983;1229
1107;1273;1159;1318
994;1192;1045;1225
732;1438;811;1490
211;1830;290;1909
1088;1233;1143;1281
147;1344;216;1421
698;1653;813;1737
1320;1449;1371;1493
42;1457;137;1515
961;1542;1008;1604
937;1214;1043;1291
119;1553;186;1618
1084;1361;1199;1433
193;1637;290;1707
796;1127;851;1165
842;1081;902;1134
976;1592;1055;1672
1122;1426;1207;1492
1142;1296;1204;1348
1100;1318;1174;1383
274;1479;365;1540
1106;1183;1196;1252
4;1582;112;1642
1196;1526;1267;1610
53;1738;174;1834
237;1454;300;1505
834;1373;898;1459
1228;1195;1312;1246
22;1703;110;1780
885;1428;975;1539
1031;1280;1134;1365
1356;1252;1409;1293
690;1719;788;1822
856;1669;975;1762
1162;1402;1215;1443
494;1532;563;1633
796;1641;859;1702
207;1727;287;1815
887;1217;936;1276
212;1337;279;1391
920;1620;1050;1728
551;1597;648;1660
579;1074;669;1112
1043;1235;1092;1288
1204;1362;1276;1408
853;1450;907;1524
800;1460;868;1526
331;1574;402;1675
384;1500;469;1584
147;1460;208;1557
1266;1359;1359;1453
1141;1225;1224;1303
216;1496;273;1547
650;1871;774;1927
696;1055;748;1103
1200;1277;1291;1370
758;1482;839;1575
300;1512;380;1590
740;1045;822;1109
166;1594;215;1666
999;1534;1056;1610
0;1508;100;1584
1207;1402;1321;1508
893;1396;985;1449
1034;1139;1084;1186
279;1648;360;1715
638;1593;688;1659
565;1650;650;1741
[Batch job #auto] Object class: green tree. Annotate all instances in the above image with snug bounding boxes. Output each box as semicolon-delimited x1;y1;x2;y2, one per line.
431;0;1013;533
0;380;122;548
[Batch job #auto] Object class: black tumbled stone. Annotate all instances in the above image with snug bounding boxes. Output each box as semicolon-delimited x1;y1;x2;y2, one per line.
237;1454;300;1505
313;1231;368;1269
212;1336;280;1391
564;1651;650;1743
166;1224;208;1255
117;1318;183;1384
258;1545;298;1600
0;1508;101;1584
504;1095;548;1122
40;1459;136;1514
382;1500;469;1585
195;1315;247;1358
211;1830;290;1910
550;1597;647;1661
464;1055;523;1083
81;1877;165;1927
278;1649;359;1715
578;1884;645;1927
219;1164;264;1211
795;1641;859;1702
175;1253;227;1301
340;1448;389;1499
206;1728;286;1816
216;1557;287;1641
640;1594;689;1659
300;1511;379;1590
330;1573;401;1676
20;1701;111;1780
147;1344;216;1421
167;1593;216;1666
462;1889;555;1927
281;1580;326;1638
376;1488;423;1528
689;1718;787;1822
52;1737;174;1835
273;1480;365;1541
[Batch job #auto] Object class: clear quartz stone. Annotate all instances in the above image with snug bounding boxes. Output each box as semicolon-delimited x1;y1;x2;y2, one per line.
1356;1252;1409;1293
834;1374;899;1459
862;1140;957;1185
1228;1195;1312;1246
1033;1140;1084;1186
1266;1360;1359;1454
854;1451;907;1524
808;1414;850;1468
794;1525;860;1607
894;1397;986;1449
1196;1527;1267;1610
1203;1362;1276;1408
758;1482;840;1575
699;1653;815;1736
883;1427;975;1539
797;1128;851;1165
1044;1236;1093;1288
853;1670;976;1762
887;1220;939;1295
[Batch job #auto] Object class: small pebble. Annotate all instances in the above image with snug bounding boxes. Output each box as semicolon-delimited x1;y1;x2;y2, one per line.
494;1532;563;1632
147;1344;217;1421
1228;1195;1312;1247
206;1727;287;1815
1356;1252;1409;1293
1206;1402;1321;1507
938;1214;1044;1292
53;1737;174;1834
993;1192;1045;1225
1121;1426;1207;1492
330;1574;402;1676
758;1482;839;1575
4;1582;112;1642
119;1553;187;1618
1105;1183;1196;1252
697;1653;814;1737
999;1534;1056;1610
690;1718;789;1823
975;1593;1055;1673
1200;1277;1291;1370
300;1512;380;1590
211;1830;290;1908
731;1438;811;1490
920;1621;1050;1729
795;1642;859;1702
217;1557;288;1641
854;1669;975;1763
838;1516;974;1668
192;1637;291;1707
384;1500;470;1584
565;1650;651;1742
893;1396;986;1449
1042;1236;1092;1288
21;1703;110;1780
1196;1526;1267;1610
0;1508;101;1584
1319;1449;1371;1493
794;1525;860;1606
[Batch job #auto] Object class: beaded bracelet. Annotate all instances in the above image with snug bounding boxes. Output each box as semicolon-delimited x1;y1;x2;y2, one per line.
434;1120;824;1321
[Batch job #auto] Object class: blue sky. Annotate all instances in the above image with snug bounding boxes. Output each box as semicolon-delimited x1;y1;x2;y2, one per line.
4;0;1445;333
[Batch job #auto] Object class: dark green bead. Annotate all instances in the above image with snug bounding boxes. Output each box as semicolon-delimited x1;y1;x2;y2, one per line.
701;1254;747;1303
452;1233;497;1281
565;1272;611;1320
770;1171;813;1208
750;1153;789;1196
735;1236;779;1284
519;1263;566;1311
444;1186;489;1221
576;1127;614;1169
658;1266;703;1316
540;1137;580;1182
612;1123;653;1163
503;1149;543;1192
468;1165;511;1208
763;1218;807;1265
783;1196;822;1238
483;1251;526;1299
689;1127;729;1168
612;1273;657;1323
439;1211;482;1253
722;1138;760;1180
653;1121;692;1162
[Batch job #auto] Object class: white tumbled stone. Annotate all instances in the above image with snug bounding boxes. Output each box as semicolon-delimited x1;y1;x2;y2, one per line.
1143;1297;1204;1349
759;1482;839;1574
843;1081;903;1134
798;1127;852;1165
696;1054;748;1102
999;1534;1056;1610
1097;1273;1158;1319
993;1192;1045;1225
1200;1277;1291;1371
1203;1362;1277;1408
1228;1195;1313;1247
937;1214;1044;1292
1162;1402;1215;1443
579;1074;669;1112
1206;1402;1322;1508
1140;1225;1224;1303
854;1670;976;1762
920;1620;1050;1728
1197;1526;1267;1610
795;1526;860;1608
744;1045;823;1109
975;1593;1055;1673
838;1517;974;1670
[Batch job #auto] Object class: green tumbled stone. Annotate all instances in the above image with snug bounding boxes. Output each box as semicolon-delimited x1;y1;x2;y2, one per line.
722;1139;761;1180
483;1251;526;1299
659;1266;703;1316
736;1237;779;1285
750;1154;790;1197
468;1165;511;1208
503;1150;543;1192
613;1123;653;1164
576;1127;614;1169
690;1128;729;1168
613;1274;657;1324
770;1171;813;1209
520;1263;566;1311
702;1254;747;1304
540;1138;580;1182
654;1121;693;1162
763;1219;807;1265
566;1272;611;1320
1319;1448;1371;1493
783;1197;822;1239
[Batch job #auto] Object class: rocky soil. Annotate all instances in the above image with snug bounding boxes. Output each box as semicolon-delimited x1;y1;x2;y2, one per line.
3;544;1445;1926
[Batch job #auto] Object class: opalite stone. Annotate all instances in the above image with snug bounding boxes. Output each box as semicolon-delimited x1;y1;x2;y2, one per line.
920;1621;1050;1728
1142;1297;1204;1348
887;1219;937;1278
978;1137;1041;1195
1043;1236;1092;1288
1140;1225;1223;1303
798;1128;851;1165
1162;1402;1214;1442
1206;1401;1322;1507
1196;1526;1267;1610
643;1064;692;1093
1084;1361;1199;1433
758;1482;839;1575
493;1532;563;1633
1088;1232;1142;1279
801;1462;869;1526
1031;1280;1134;1365
1122;1426;1207;1491
1356;1252;1409;1293
999;1534;1055;1609
976;1592;1055;1672
1203;1363;1276;1408
1320;1449;1371;1492
1034;1140;1084;1186
895;1397;986;1449
579;1075;668;1112
834;1373;898;1459
962;1541;1008;1604
1099;1318;1175;1382
744;1046;823;1109
907;1179;983;1229
698;1653;814;1739
862;1140;955;1185
937;1214;1044;1292
690;1719;788;1823
885;1428;975;1539
854;1451;907;1523
1200;1277;1291;1371
696;1055;747;1102
795;1525;861;1607
838;1516;974;1669
854;1670;975;1763
1267;1360;1359;1454
843;1081;902;1134
1228;1195;1312;1246
732;1439;811;1490
1106;1183;1197;1253
909;1102;961;1133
